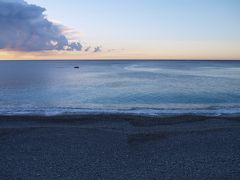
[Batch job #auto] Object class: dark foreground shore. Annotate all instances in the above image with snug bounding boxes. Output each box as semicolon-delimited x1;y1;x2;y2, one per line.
0;114;240;180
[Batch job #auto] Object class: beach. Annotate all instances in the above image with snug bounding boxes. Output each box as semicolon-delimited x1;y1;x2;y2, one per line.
1;0;240;179
0;114;240;179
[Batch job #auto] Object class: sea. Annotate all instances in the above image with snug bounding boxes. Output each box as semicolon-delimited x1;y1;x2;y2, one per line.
0;60;240;116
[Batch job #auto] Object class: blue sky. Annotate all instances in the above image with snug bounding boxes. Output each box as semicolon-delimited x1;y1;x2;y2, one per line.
27;0;240;41
1;0;240;59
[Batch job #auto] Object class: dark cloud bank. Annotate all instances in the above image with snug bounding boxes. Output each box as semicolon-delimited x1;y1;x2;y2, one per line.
0;0;89;52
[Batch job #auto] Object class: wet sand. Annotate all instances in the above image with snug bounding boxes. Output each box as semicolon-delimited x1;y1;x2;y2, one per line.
0;114;240;179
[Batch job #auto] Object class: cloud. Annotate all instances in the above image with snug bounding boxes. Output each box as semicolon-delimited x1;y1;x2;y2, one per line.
84;46;91;52
93;46;102;53
66;42;82;51
0;0;82;51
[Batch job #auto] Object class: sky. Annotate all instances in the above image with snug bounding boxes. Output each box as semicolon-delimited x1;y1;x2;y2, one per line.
0;0;240;60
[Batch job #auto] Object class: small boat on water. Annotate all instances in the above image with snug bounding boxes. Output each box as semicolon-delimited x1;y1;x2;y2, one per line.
74;66;79;69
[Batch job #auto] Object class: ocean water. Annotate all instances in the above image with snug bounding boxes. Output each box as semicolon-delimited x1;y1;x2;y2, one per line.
0;60;240;116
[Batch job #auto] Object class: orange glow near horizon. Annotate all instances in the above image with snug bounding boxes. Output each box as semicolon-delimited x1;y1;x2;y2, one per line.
1;40;240;60
1;51;240;61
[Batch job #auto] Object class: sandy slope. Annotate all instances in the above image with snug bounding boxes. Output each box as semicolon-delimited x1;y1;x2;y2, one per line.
0;115;240;179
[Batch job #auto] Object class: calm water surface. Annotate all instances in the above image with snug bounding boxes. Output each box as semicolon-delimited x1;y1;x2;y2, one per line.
0;60;240;116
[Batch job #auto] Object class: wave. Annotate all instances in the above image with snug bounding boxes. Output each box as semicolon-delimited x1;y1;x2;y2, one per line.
1;106;240;117
124;65;240;79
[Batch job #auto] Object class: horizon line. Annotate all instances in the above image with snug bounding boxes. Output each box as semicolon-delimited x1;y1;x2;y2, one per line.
0;59;240;61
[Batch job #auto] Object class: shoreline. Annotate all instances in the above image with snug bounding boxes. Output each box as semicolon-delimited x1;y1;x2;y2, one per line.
1;107;240;117
0;113;240;124
0;114;240;128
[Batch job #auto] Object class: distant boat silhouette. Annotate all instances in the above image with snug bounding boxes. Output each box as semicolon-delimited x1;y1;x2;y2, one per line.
74;66;79;69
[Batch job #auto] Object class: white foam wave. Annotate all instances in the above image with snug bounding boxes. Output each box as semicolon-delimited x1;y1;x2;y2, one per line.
1;106;240;117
